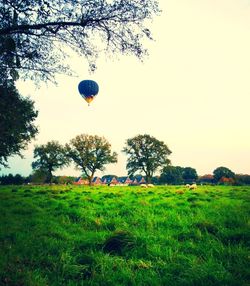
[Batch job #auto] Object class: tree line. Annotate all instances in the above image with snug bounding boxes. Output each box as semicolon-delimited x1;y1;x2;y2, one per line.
1;167;249;186
159;166;246;185
1;172;249;186
1;134;248;186
31;134;171;185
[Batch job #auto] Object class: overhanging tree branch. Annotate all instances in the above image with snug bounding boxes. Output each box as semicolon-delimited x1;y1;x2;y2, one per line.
1;0;160;82
0;20;90;35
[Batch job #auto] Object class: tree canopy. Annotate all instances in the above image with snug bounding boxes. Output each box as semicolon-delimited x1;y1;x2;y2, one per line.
213;167;235;183
32;140;69;183
182;167;198;183
159;166;198;185
0;0;160;83
123;134;171;183
0;173;26;185
0;84;38;168
160;166;184;185
66;134;117;185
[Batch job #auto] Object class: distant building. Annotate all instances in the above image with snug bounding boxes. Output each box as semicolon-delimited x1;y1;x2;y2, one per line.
132;176;146;185
107;176;119;185
74;177;88;185
118;176;133;185
92;177;103;185
102;177;107;184
74;175;147;186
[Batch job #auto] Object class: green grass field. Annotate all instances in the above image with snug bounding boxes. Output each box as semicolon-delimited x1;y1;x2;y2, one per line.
0;185;249;286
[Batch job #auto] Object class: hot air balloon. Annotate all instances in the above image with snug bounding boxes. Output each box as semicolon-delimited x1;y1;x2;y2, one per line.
78;80;99;105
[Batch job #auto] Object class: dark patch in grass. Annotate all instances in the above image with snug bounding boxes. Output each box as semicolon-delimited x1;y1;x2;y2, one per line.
210;193;217;197
103;230;137;256
187;197;198;202
102;193;116;199
221;230;250;246
75;255;96;278
24;189;32;193
12;208;36;215
11;189;18;192
23;193;32;197
77;254;95;266
57;189;71;194
163;193;171;197
1;233;16;244
149;197;160;203
50;194;60;199
192;192;201;196
63;263;93;280
176;201;186;206
190;201;203;208
85;197;94;203
177;231;201;242
195;221;218;235
36;190;49;195
59;195;68;200
69;203;80;208
224;217;246;229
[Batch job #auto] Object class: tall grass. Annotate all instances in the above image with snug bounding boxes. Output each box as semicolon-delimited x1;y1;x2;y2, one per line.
0;185;249;285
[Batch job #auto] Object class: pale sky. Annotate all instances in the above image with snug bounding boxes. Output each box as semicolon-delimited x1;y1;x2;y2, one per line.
2;0;250;177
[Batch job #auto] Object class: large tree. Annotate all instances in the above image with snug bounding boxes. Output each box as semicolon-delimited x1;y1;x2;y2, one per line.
0;83;38;168
0;0;160;83
182;167;198;183
32;140;69;183
159;166;184;185
66;134;117;185
123;134;172;183
213;166;235;183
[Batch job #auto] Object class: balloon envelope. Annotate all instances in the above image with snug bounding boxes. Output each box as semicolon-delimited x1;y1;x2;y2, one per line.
78;80;99;104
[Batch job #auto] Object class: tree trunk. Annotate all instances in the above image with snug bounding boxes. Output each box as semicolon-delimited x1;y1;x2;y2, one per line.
47;170;53;184
88;173;94;186
88;176;92;186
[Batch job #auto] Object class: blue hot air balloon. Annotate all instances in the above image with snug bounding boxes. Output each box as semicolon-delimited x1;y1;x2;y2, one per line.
78;80;99;105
